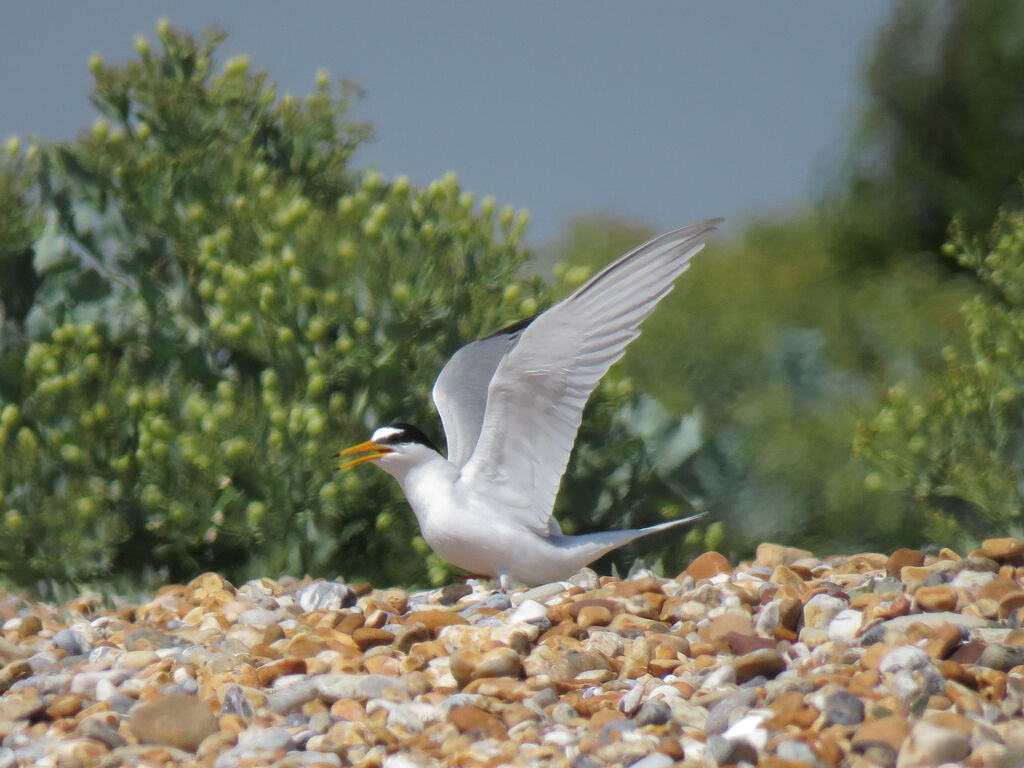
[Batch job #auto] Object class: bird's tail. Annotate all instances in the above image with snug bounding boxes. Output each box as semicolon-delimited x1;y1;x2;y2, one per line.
552;512;707;571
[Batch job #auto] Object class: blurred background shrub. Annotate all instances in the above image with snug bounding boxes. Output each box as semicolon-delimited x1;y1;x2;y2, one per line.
0;27;708;589
855;203;1024;542
2;0;1024;591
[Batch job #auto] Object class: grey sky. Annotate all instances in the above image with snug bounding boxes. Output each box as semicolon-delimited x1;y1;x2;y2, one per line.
1;2;891;244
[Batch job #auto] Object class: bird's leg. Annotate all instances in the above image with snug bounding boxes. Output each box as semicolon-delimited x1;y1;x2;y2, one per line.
498;573;514;594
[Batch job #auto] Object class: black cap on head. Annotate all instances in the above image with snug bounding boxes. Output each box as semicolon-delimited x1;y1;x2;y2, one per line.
374;423;439;452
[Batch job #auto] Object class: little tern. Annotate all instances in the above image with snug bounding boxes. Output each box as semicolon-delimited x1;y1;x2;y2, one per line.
340;218;720;588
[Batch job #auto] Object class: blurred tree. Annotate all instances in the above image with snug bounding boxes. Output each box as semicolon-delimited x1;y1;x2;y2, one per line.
0;25;710;589
856;202;1024;542
548;214;972;558
826;0;1024;270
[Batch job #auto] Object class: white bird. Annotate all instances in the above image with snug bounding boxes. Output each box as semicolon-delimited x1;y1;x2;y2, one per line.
340;219;720;589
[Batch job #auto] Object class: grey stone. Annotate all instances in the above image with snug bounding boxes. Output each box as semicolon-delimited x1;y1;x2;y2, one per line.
598;719;636;742
108;693;136;715
978;643;1024;672
824;689;864;725
619;683;644;716
79;718;126;749
626;753;673;768
221;684;254;718
506;599;552;631
237;726;295;752
295;581;356;612
124;627;178;650
903;720;969;766
635;698;671;726
439;693;479;713
438;583;472;605
776;739;818;763
705;688;757;735
266;679;319;713
707;734;757;766
528;687;559;710
879;645;931;674
551;702;579;724
237;608;281;626
480;592;512;611
52;629;90;656
313;673;410;702
69;669;131;698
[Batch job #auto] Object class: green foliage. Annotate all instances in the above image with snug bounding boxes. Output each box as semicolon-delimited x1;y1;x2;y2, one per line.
826;0;1024;270
0;26;709;589
549;214;973;558
856;203;1024;541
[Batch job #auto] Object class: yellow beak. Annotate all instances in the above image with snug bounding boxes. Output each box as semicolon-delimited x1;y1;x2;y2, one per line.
338;440;394;470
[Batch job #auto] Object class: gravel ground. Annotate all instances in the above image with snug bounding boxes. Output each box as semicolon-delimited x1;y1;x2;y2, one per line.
2;539;1024;767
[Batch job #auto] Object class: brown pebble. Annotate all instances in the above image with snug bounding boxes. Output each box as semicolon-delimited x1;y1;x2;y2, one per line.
449;648;479;688
852;715;910;754
0;691;45;721
769;565;807;595
922;623;962;660
997;589;1024;619
756;542;814;568
128;694;219;752
352;627;395;651
680;551;731;581
448;705;507;738
262;622;285;645
699;611;754;642
501;702;538;727
45;693;86;719
568;598;619;620
725;631;778;656
915;584;957;612
393;622;431;653
404;609;469;635
473;647;524;681
330;698;367;722
981;537;1024;564
577;605;613;629
376;588;409;614
948;642;986;665
0;659;31;693
463;676;529;699
16;615;43;638
886;548;924;577
732;648;785;683
255;657;306;687
284;633;328;658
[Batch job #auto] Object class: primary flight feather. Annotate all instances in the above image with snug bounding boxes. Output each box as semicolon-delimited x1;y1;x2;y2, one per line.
340;218;720;588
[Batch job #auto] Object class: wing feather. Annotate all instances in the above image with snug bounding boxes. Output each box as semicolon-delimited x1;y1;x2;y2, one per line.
459;219;720;534
431;319;535;466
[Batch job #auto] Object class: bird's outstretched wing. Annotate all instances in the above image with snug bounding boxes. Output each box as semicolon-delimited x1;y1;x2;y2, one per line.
459;219;721;535
432;317;534;467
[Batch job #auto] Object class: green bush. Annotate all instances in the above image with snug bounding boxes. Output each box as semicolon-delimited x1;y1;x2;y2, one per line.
856;202;1024;542
0;25;709;588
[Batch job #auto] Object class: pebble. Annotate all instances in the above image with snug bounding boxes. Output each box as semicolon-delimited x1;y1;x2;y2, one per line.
681;550;731;581
823;688;865;725
0;543;1020;766
705;688;757;734
52;629;90;657
900;718;970;766
803;592;846;628
129;693;219;751
296;581;356;611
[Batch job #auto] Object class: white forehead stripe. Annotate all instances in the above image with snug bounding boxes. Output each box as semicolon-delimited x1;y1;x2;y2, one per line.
371;426;405;443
